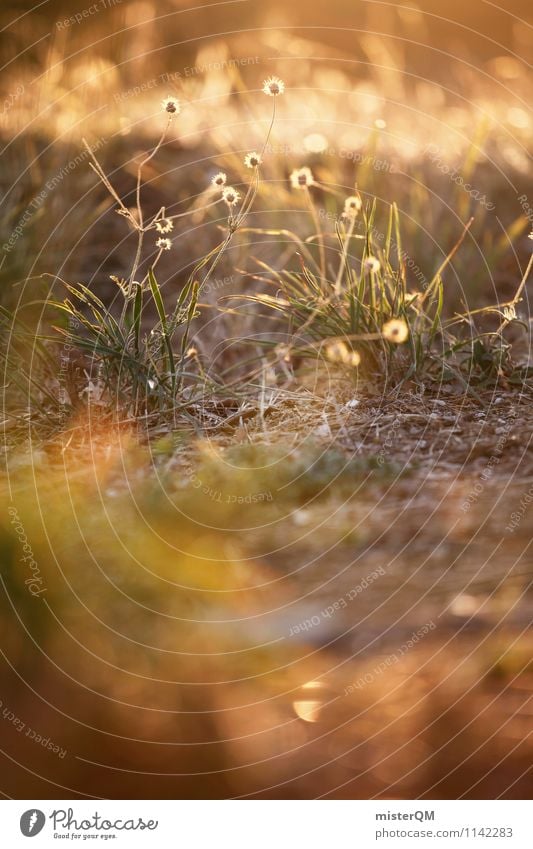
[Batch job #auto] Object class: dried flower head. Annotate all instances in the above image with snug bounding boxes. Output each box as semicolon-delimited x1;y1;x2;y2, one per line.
155;217;173;234
161;97;180;115
110;275;128;294
364;256;381;273
382;318;409;344
503;305;517;321
222;186;241;207
156;237;172;251
244;151;262;169
290;166;314;190
325;340;361;367
262;76;285;97
211;172;227;189
343;195;362;218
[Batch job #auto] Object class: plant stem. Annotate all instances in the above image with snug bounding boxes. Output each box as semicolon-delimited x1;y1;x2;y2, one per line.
129;116;173;290
305;187;326;285
335;216;355;295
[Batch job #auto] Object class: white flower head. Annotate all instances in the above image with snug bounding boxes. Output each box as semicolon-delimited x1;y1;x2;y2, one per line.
382;318;409;344
156;237;172;251
290;166;314;190
364;256;380;273
222;186;241;207
325;340;361;367
211;172;227;190
343;195;362;218
262;76;285;97
244;151;262;169
161;96;180;115
155;217;173;234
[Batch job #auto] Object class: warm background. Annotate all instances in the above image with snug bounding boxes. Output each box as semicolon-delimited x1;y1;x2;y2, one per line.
0;0;532;800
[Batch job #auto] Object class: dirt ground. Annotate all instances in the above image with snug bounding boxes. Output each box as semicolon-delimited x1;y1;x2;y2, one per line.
1;368;533;802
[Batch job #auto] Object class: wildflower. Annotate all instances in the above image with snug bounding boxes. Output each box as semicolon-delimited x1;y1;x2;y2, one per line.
244;151;262;169
364;256;381;273
382;318;409;343
343;195;362;218
325;340;361;367
290;166;314;189
211;172;227;189
161;96;180;115
156;237;172;251
262;76;285;97
222;186;241;207
503;305;517;321
155;217;173;234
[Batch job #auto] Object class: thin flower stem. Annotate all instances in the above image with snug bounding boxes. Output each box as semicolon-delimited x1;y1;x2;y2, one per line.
510;251;533;307
212;99;279;290
235;99;276;230
305;186;326;283
83;141;133;222
135;115;173;229
200;232;233;290
495;251;533;336
130;115;173;291
335;216;355;295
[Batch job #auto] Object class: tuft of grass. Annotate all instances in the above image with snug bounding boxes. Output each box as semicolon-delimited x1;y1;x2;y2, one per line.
226;199;532;393
2;80;533;447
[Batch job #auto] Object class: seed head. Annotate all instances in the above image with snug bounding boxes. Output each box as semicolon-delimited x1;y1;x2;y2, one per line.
325;340;361;367
222;186;241;207
262;76;285;97
211;172;227;189
290;166;314;190
343;195;362;218
364;256;381;273
161;97;180;115
382;318;409;343
156;237;172;251
155;217;173;234
244;151;262;169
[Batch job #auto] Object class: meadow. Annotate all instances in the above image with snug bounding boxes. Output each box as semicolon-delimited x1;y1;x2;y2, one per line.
0;0;532;799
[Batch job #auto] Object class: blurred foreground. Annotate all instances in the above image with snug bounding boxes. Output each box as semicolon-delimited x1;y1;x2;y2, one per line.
1;0;533;799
